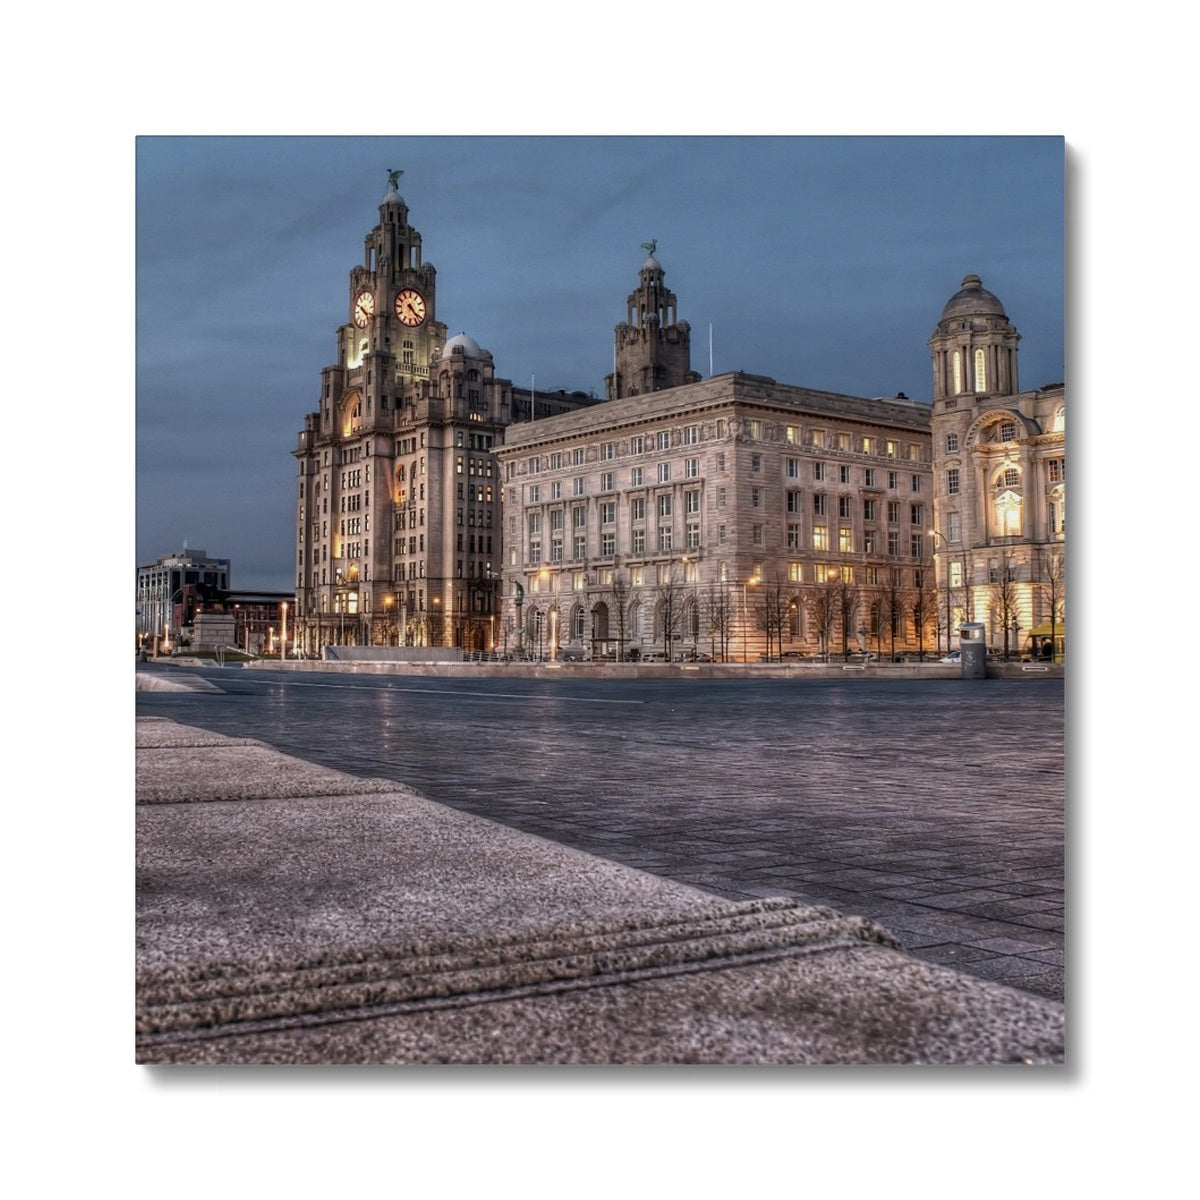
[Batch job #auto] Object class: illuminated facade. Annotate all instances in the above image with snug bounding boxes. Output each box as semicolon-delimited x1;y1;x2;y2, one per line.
928;275;1066;660
290;181;1064;663
136;548;231;651
292;177;603;655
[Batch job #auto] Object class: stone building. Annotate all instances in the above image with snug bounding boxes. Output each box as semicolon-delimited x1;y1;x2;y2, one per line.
291;176;598;655
136;547;231;652
928;275;1066;660
290;178;1064;663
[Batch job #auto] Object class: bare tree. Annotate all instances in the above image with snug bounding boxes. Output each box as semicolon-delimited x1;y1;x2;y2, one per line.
610;570;631;662
654;563;691;659
990;549;1021;659
806;585;838;662
835;576;860;660
704;581;735;662
912;563;938;661
755;576;789;661
1038;547;1066;662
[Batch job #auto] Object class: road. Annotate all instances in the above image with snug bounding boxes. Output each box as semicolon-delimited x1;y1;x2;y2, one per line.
136;665;1065;1000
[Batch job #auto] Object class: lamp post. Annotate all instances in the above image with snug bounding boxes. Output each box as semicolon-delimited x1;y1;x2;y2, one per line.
383;594;394;646
928;528;953;656
280;601;288;662
740;574;761;663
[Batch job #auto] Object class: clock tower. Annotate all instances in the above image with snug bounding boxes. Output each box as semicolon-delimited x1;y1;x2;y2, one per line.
294;173;514;655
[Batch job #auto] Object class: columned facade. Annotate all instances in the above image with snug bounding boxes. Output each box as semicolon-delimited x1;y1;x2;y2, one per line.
929;276;1066;659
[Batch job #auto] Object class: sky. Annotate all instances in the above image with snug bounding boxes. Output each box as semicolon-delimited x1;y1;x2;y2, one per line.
136;135;1064;592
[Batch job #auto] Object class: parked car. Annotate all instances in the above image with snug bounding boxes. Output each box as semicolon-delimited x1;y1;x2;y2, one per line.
939;650;961;663
780;650;811;660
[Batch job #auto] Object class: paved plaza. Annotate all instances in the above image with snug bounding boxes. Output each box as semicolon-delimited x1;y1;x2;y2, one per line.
136;667;1065;1002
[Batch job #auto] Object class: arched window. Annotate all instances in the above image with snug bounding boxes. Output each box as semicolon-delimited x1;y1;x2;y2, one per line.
953;351;963;394
630;601;643;639
572;604;586;641
974;349;987;392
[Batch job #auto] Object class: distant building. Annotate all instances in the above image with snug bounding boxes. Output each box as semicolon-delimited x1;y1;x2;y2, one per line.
136;548;230;650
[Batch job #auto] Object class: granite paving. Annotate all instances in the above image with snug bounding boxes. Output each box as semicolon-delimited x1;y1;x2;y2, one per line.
136;668;1066;1003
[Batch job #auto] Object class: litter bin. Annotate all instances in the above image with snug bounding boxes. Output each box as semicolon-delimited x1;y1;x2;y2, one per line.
959;622;987;679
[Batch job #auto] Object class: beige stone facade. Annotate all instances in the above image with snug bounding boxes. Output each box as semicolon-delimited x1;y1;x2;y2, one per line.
928;276;1066;660
496;374;937;662
292;184;1064;664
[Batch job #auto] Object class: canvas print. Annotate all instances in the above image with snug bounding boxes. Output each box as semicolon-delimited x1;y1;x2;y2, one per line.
135;136;1065;1064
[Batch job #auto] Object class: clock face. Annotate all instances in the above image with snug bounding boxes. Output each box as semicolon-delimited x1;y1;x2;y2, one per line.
395;288;427;327
353;291;374;327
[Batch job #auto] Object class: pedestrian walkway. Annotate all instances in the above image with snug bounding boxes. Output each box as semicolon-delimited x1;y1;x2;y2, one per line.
136;715;1064;1064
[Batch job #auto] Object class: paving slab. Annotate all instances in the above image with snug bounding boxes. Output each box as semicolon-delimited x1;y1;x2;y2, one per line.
136;717;1065;1065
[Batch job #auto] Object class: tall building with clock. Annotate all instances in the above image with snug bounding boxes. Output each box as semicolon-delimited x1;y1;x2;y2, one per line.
293;172;518;654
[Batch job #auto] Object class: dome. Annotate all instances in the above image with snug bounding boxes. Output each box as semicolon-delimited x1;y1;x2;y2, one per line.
940;274;1007;320
642;253;662;272
441;332;483;358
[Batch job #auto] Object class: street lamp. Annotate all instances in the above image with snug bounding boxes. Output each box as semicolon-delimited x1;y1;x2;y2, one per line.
383;594;395;646
928;528;953;656
741;574;761;663
280;601;288;662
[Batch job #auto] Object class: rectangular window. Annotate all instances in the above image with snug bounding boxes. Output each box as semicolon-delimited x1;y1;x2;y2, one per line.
864;468;875;487
887;501;900;523
886;440;898;458
550;541;564;562
658;528;672;552
911;475;921;492
839;464;851;484
786;457;800;478
839;528;853;553
686;490;701;514
787;524;801;549
752;525;763;546
787;491;803;514
601;442;615;461
947;468;960;495
888;471;899;490
685;457;699;478
573;477;585;496
789;562;803;583
549;481;562;500
631;435;644;455
861;436;876;455
751;453;762;472
529;541;542;564
631;466;644;487
572;448;584;466
528;513;541;535
600;501;616;525
718;524;727;543
948;511;961;542
657;431;671;451
786;425;801;445
813;493;827;516
573;506;587;528
887;532;900;556
716;452;726;472
549;452;563;470
658;494;673;518
910;503;924;525
632;529;645;554
550;509;564;532
813;526;828;551
683;425;698;445
814;461;826;482
600;471;614;491
910;533;924;558
751;487;762;508
528;457;541;474
529;484;540;503
631;497;646;521
1047;459;1064;483
573;535;587;559
863;531;876;554
839;496;852;519
658;462;671;483
863;498;876;521
601;532;616;555
946;433;959;453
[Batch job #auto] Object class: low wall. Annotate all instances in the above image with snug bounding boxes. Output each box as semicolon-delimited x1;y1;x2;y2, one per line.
242;659;1064;681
